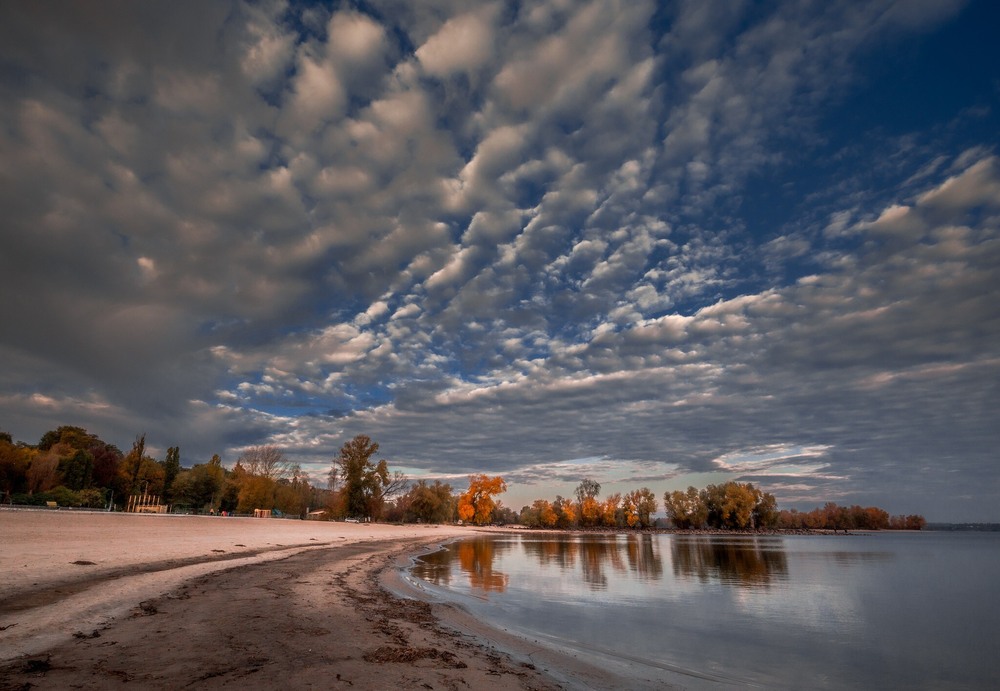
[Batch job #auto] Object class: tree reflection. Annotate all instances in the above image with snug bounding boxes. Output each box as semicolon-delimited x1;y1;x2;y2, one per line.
522;535;663;590
671;537;788;587
412;538;511;593
415;535;666;595
456;537;510;592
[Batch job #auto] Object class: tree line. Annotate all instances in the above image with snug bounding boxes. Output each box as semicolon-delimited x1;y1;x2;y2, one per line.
0;426;505;523
1;426;924;529
0;426;328;516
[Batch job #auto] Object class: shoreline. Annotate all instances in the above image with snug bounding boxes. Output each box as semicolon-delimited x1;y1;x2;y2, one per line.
0;511;568;689
4;510;859;689
380;541;642;690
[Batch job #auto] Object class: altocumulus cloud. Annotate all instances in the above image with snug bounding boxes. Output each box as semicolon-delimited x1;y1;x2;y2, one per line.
1;0;998;520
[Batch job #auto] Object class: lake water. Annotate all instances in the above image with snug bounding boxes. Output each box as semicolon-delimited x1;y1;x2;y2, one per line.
407;532;1000;689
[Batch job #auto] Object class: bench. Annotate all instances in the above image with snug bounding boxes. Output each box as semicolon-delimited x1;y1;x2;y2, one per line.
46;501;58;508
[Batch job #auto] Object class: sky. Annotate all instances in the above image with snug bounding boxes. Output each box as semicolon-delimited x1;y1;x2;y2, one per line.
1;0;998;522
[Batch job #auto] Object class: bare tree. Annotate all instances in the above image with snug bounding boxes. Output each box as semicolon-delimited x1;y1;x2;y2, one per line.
238;445;291;480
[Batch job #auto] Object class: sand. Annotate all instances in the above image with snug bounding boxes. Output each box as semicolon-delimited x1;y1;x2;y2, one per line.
0;509;595;690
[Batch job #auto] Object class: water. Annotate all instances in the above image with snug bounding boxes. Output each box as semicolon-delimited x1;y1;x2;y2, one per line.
409;532;1000;689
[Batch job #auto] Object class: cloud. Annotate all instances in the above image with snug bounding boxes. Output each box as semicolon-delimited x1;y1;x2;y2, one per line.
0;0;996;521
416;5;497;77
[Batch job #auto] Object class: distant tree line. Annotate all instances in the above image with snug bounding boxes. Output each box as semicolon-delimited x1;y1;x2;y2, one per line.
774;503;926;531
0;426;508;524
0;426;329;516
663;483;924;531
519;479;659;529
1;426;925;530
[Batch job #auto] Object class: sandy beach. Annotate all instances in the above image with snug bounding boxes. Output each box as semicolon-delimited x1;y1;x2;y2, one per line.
0;509;591;690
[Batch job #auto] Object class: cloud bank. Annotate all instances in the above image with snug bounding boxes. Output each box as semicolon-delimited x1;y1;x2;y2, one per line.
1;0;998;520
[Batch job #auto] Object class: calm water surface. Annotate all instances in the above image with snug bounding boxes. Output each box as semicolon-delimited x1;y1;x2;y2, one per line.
408;532;1000;689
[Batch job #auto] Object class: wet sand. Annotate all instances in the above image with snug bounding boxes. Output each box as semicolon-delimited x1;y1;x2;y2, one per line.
0;509;586;690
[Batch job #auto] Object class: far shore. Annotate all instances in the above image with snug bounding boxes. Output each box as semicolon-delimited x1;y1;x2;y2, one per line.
1;509;627;690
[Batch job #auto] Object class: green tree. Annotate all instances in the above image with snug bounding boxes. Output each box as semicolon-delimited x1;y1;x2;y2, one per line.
58;448;94;491
402;479;455;523
161;446;181;502
172;455;225;513
332;435;404;520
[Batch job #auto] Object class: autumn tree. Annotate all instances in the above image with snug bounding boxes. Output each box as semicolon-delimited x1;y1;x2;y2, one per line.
0;435;32;497
664;486;708;529
700;482;776;530
458;474;507;525
552;495;578;528
519;499;558;528
274;465;315;517
600;493;622;528
575;478;602;527
623;488;657;528
113;434;165;500
26;449;58;493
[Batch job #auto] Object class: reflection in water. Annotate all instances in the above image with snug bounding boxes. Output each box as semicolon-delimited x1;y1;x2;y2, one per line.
413;537;511;593
417;535;663;595
522;535;664;590
671;536;788;587
408;534;1000;690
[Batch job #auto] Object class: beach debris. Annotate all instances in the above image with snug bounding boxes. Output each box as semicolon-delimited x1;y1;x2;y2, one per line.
22;656;51;674
363;645;467;668
134;600;158;616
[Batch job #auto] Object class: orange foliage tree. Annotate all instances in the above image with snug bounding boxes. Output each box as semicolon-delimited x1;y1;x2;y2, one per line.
457;474;507;525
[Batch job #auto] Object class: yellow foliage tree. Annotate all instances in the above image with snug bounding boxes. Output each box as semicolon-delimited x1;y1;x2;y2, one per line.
457;474;507;525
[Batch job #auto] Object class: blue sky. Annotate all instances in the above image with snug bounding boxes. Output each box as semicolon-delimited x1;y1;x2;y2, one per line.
1;0;998;521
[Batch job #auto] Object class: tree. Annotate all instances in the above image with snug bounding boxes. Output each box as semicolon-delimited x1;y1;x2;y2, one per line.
172;455;225;513
623;488;657;528
552;495;578;528
600;493;622;528
520;498;557;528
457;474;507;525
122;434;147;495
401;480;455;523
0;436;32;497
333;435;404;520
238;445;291;480
26;451;60;493
237;474;276;514
274;465;314;517
700;482;774;530
664;486;708;529
575;478;601;504
58;448;94;491
754;490;779;528
162;446;181;501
